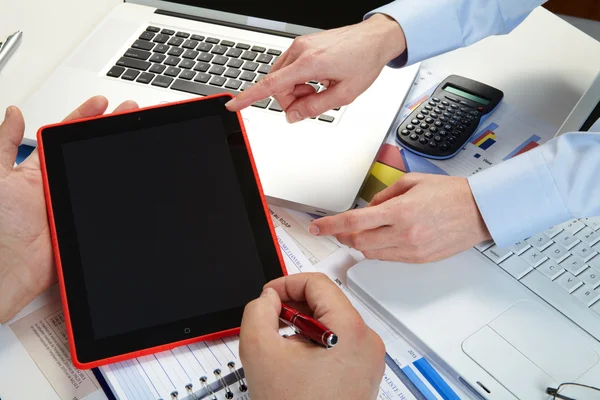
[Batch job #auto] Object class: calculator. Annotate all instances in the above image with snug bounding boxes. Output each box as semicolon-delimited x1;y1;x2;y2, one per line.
396;75;503;159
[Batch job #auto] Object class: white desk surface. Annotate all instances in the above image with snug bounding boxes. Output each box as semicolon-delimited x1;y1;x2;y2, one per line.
1;1;600;399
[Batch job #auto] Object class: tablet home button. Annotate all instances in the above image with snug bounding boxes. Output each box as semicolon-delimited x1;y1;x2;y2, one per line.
184;328;191;334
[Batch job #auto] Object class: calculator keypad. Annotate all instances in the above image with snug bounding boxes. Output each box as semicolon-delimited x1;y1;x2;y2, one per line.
396;96;483;158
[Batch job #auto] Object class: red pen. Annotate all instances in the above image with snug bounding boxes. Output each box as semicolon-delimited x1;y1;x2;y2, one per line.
279;303;338;348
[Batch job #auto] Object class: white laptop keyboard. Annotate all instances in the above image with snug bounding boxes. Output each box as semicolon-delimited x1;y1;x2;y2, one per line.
475;217;600;340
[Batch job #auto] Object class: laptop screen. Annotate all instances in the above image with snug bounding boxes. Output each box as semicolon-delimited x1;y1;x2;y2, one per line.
163;1;392;30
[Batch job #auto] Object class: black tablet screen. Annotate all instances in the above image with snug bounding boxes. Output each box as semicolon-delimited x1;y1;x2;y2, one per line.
61;116;265;339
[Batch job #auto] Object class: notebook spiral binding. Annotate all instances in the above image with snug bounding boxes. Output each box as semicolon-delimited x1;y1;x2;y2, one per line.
158;361;248;400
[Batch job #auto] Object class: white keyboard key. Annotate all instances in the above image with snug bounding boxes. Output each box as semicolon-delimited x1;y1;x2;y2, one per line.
508;240;531;256
526;233;552;251
571;242;598;262
592;299;600;316
544;225;563;239
554;271;583;293
536;260;564;280
582;217;600;231
559;219;586;235
572;284;600;306
520;248;548;268
474;240;494;252
484;245;513;264
588;255;600;271
554;230;580;250
578;267;600;289
542;243;570;263
499;255;533;279
575;226;600;247
560;255;588;276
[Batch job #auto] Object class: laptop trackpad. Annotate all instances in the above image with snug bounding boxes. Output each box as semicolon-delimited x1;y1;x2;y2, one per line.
462;301;598;399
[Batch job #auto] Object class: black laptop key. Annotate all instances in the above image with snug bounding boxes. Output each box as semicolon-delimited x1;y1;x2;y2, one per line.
251;46;266;53
236;43;250;50
257;64;271;74
149;53;166;63
267;49;282;56
167;47;184;56
164;56;181;66
179;59;195;69
209;65;226;75
211;45;227;55
205;37;220;44
197;52;214;62
149;63;166;74
153;34;170;44
318;115;335;123
212;55;229;65
191;34;205;41
171;79;239;97
179;70;196;80
136;72;155;84
239;71;256;81
224;68;241;78
121;69;140;81
117;57;151;71
167;37;184;47
146;26;160;33
197;42;213;52
251;98;271;108
269;99;283;112
193;73;211;83
241;51;258;61
255;74;265;83
161;28;175;35
225;79;242;90
176;31;190;38
182;40;199;49
256;54;273;64
139;31;155;41
132;40;155;51
124;48;151;60
193;62;210;72
106;66;125;78
241;81;253;91
242;61;259;71
221;40;235;47
151;75;173;88
153;44;169;54
164;67;181;77
225;48;243;58
227;58;243;68
209;76;226;86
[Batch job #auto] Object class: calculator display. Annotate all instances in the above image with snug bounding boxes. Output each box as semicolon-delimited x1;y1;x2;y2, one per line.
443;85;490;105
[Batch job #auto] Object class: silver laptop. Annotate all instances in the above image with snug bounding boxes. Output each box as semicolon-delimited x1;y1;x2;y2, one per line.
19;0;419;215
347;72;600;399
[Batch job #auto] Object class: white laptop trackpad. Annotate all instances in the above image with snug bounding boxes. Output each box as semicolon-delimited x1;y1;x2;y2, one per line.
462;300;598;399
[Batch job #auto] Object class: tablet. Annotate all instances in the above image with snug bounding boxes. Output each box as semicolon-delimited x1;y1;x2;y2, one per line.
37;94;286;369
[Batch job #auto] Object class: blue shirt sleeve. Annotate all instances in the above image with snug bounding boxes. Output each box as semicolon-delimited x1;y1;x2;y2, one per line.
468;126;600;248
366;0;546;67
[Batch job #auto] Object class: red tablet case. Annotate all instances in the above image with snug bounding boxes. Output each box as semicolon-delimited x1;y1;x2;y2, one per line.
37;94;287;369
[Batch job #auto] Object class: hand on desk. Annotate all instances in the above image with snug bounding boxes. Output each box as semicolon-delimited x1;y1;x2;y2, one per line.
240;272;385;400
0;96;139;323
309;173;492;263
225;13;406;122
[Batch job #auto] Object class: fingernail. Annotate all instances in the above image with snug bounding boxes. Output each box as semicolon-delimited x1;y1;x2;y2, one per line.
225;99;237;109
309;225;320;236
5;106;14;118
286;111;302;124
261;287;273;297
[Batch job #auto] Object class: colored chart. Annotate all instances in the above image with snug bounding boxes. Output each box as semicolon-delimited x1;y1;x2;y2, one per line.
405;82;439;110
503;134;542;160
471;123;499;150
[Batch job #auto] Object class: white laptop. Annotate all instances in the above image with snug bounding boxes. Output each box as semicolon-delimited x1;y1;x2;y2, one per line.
19;0;419;216
347;72;600;399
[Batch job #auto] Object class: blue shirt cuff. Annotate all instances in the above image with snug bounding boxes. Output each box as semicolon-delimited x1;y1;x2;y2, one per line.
365;0;462;67
467;147;571;248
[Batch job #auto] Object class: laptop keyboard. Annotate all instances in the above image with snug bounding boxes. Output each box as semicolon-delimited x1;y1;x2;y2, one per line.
475;217;600;340
106;26;341;123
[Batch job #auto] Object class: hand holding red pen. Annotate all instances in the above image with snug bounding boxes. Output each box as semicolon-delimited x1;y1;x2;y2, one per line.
239;272;385;400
